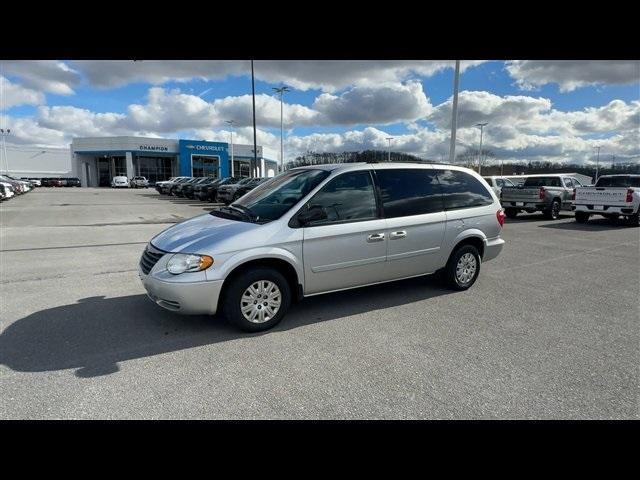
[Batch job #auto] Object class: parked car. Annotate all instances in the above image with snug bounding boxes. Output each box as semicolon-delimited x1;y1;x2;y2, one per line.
139;163;505;332
49;178;63;187
21;178;42;187
505;176;527;186
197;176;241;202
64;177;82;187
482;176;516;196
181;177;215;199
0;181;15;200
229;177;270;202
216;177;256;204
572;174;640;226
500;174;583;219
111;176;129;188
130;176;149;188
155;177;179;193
172;177;202;197
157;176;190;195
0;175;29;194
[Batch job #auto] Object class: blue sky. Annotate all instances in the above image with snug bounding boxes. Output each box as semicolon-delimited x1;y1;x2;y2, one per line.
1;60;638;165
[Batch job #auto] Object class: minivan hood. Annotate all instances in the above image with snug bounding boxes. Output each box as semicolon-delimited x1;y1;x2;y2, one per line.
151;213;259;253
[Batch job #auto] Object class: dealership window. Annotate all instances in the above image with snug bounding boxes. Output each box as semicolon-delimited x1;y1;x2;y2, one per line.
192;155;219;178
230;159;251;178
137;156;173;184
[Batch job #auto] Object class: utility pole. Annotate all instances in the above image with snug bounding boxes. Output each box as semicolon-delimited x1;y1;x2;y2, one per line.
475;122;488;175
594;146;601;182
225;120;235;177
272;86;290;174
448;60;461;163
386;137;393;162
251;60;258;178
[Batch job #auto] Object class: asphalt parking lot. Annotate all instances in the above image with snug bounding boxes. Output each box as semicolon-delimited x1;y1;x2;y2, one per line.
0;187;638;419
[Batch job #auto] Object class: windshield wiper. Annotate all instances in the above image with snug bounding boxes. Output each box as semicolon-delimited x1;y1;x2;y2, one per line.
229;204;257;221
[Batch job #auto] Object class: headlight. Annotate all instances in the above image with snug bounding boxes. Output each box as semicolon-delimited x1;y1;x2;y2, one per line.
166;253;214;275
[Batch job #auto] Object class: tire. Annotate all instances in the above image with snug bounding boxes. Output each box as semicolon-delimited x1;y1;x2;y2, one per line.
222;267;291;332
575;211;590;223
626;212;640;227
505;208;518;219
443;244;481;291
543;199;561;220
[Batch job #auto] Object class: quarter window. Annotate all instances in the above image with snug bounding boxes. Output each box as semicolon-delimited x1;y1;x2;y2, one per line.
436;169;494;210
303;171;378;225
376;169;443;217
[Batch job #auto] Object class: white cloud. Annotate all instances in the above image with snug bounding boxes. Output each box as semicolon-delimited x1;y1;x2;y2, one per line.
1;76;45;110
1;61;80;95
506;60;640;92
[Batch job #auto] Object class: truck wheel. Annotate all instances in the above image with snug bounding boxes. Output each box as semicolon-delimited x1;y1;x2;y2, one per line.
505;208;518;219
626;213;640;227
575;212;590;223
222;267;291;332
543;200;561;220
444;244;481;291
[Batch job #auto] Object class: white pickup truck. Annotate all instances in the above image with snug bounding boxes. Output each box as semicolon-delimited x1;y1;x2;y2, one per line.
572;174;640;226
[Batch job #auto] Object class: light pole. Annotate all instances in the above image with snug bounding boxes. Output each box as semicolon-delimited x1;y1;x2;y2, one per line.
594;146;601;182
251;60;258;178
272;86;290;174
225;120;235;177
0;128;10;174
475;122;488;175
386;137;393;162
448;60;461;163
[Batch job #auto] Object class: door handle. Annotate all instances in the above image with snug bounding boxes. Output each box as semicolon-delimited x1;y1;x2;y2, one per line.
390;230;407;239
367;233;385;242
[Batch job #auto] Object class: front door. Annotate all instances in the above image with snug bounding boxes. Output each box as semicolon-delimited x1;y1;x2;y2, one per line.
301;170;387;295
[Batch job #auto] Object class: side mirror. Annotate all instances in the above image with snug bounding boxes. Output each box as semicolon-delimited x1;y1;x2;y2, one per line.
297;205;327;226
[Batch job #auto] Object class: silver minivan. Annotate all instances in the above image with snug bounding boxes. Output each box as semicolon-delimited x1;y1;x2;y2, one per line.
139;163;506;332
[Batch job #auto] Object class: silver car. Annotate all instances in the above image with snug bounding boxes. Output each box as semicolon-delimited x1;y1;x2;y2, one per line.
139;163;506;332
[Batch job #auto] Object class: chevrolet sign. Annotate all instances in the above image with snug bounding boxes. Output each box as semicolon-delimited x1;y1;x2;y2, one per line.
185;144;225;152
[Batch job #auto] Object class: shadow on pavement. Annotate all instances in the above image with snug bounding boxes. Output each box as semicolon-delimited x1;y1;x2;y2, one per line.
538;216;634;231
0;275;453;379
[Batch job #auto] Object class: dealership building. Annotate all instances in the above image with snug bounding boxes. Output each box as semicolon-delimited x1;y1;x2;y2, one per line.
71;136;278;187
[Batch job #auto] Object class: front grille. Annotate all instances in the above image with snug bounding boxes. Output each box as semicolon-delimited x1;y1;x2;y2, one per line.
140;244;166;275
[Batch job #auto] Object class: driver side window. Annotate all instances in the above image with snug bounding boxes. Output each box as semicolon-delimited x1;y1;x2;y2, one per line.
303;170;378;225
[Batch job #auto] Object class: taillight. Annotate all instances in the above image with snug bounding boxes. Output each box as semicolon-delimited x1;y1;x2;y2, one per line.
626;188;634;203
496;209;506;227
572;188;576;201
539;187;545;200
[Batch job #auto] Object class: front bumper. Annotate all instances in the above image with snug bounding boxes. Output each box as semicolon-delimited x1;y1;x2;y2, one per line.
139;267;224;315
483;237;505;262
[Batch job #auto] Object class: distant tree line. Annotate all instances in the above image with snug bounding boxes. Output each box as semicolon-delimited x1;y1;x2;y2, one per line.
286;149;640;178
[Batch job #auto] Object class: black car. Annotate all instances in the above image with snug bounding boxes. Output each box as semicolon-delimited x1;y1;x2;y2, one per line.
182;177;216;199
64;177;82;187
173;177;202;197
198;176;241;202
229;177;269;202
168;177;194;196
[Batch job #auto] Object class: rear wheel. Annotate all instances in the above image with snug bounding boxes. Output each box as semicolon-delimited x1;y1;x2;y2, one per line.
575;211;590;223
222;268;292;332
543;199;561;220
626;212;640;227
444;245;481;291
505;208;518;219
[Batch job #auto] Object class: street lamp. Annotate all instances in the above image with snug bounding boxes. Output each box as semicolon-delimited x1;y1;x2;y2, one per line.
475;122;488;175
0;128;11;174
225;120;235;177
448;60;461;163
386;137;394;162
594;146;601;182
272;86;291;174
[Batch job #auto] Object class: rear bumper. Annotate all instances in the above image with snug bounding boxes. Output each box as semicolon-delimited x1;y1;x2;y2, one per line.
483;237;505;262
502;201;546;210
139;268;224;315
573;204;637;215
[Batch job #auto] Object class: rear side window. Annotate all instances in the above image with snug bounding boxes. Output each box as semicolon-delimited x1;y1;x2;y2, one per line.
523;177;562;187
595;176;640;188
436;169;494;210
376;169;443;217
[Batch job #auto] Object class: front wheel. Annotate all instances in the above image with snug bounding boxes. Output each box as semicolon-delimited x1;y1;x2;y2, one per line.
575;211;590;223
222;268;292;332
444;245;481;291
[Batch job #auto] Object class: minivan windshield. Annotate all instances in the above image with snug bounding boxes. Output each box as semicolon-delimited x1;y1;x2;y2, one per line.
212;169;330;223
